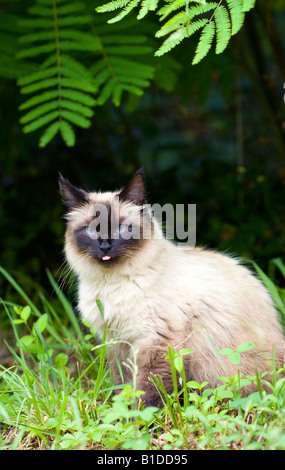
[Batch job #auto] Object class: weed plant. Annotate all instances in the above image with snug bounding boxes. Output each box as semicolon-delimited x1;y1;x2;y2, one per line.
0;261;285;450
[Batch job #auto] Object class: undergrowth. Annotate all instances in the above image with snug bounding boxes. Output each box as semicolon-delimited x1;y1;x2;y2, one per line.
0;260;285;450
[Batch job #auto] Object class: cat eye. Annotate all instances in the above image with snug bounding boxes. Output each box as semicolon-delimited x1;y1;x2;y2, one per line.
115;224;127;234
84;225;97;236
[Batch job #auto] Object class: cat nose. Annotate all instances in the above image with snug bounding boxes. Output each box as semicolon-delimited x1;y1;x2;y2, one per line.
100;239;111;253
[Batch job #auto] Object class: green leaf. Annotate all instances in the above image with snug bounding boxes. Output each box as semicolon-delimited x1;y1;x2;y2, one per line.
20;305;31;322
20;100;59;124
54;352;69;368
34;313;48;333
219;348;233;355
13;319;25;325
112;84;123;106
137;0;159;19
60;89;96;107
20;335;35;347
18;67;58;86
60;109;91;128
155;27;189;56
16;42;57;59
60;99;94;117
22;111;59;133
187;380;201;389
96;299;105;320
242;0;256;12
179;348;193;356
236;342;255;353
21;78;59;95
61;78;96;93
174;355;184;373
59;120;76;147
97;78;116;105
107;0;141;23
155;12;188;39
19;90;59;110
214;5;231;54
227;352;240;365
39;121;60;147
227;0;245;35
192;21;216;65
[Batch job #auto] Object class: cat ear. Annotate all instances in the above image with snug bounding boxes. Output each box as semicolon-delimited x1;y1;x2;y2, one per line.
58;173;88;208
119;169;146;206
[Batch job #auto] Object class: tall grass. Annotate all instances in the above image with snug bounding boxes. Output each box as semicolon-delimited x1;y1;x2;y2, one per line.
0;262;285;450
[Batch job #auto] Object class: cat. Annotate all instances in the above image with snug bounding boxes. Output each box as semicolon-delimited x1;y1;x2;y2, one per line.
59;169;284;407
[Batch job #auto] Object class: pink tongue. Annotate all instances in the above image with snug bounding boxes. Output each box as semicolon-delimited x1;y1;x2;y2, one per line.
102;255;111;261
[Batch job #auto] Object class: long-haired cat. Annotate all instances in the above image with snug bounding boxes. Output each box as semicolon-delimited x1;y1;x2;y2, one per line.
59;170;284;407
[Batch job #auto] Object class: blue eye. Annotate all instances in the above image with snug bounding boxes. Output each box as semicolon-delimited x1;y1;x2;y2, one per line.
84;225;96;236
115;224;127;234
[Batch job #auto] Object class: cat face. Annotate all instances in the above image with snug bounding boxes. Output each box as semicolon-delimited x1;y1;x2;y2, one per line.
59;170;153;269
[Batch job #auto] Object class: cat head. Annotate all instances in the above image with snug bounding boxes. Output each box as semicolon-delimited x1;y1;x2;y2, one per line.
59;170;159;274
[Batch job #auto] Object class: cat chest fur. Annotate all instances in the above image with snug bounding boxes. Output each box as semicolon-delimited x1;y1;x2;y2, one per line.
77;267;187;347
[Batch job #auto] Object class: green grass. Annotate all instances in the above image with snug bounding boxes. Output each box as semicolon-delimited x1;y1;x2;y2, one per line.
0;261;285;450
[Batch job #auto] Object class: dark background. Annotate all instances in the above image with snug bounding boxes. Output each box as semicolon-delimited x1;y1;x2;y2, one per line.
0;1;285;303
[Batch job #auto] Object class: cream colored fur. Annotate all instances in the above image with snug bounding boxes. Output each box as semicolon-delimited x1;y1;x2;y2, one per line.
64;190;285;400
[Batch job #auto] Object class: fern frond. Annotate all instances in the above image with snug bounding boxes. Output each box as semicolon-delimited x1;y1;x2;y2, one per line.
17;0;96;146
226;0;245;35
192;21;215;65
214;5;231;54
242;0;256;12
